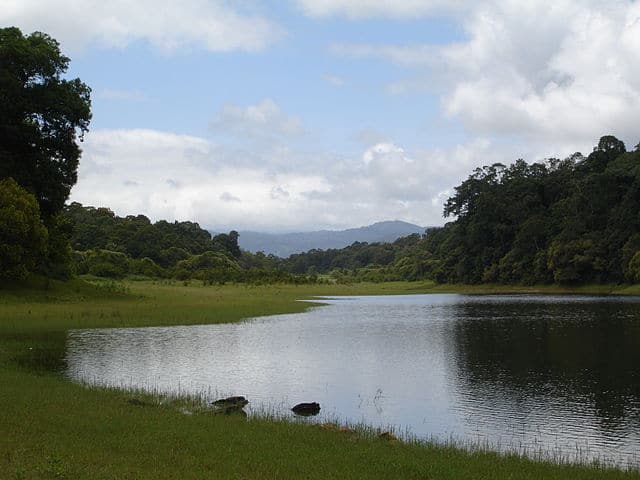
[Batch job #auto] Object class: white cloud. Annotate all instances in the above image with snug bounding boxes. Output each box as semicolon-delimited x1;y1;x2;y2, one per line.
96;89;149;102
71;128;502;231
323;73;347;87
72;129;334;231
1;0;282;53
220;192;241;203
331;0;640;150
439;0;640;145
294;0;462;18
211;99;304;139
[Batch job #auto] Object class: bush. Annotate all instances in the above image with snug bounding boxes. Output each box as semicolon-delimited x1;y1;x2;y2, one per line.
130;257;166;278
81;249;130;278
0;178;48;279
628;251;640;283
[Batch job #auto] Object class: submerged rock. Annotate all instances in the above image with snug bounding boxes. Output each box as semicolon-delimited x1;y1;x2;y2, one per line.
291;402;321;416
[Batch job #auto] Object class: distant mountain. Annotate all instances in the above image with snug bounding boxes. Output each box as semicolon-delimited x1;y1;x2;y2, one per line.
231;221;426;257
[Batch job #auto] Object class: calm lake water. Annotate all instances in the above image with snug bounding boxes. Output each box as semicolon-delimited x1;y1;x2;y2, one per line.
65;294;640;466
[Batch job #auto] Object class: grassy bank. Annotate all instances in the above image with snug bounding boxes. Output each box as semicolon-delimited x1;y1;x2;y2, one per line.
1;278;639;479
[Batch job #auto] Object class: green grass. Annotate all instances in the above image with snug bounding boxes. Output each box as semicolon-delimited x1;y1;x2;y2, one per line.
1;277;639;479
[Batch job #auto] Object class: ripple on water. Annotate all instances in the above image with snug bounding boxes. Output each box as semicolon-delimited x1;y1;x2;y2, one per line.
66;294;640;468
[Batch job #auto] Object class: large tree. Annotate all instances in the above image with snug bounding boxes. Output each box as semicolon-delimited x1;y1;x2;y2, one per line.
0;27;91;218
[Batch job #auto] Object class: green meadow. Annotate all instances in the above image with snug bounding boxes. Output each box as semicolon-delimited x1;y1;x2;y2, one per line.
1;278;640;479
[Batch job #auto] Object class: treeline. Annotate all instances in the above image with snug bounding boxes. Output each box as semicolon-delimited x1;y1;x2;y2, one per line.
62;201;423;284
278;234;426;282
0;28;91;281
65;202;241;266
423;136;640;285
277;136;640;286
1;30;637;287
63;203;319;284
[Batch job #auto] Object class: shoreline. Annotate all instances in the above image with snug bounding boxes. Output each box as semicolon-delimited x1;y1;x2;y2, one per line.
1;278;639;479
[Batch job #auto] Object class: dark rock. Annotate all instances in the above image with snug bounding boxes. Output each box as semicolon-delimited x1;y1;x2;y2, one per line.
212;396;248;408
291;402;321;416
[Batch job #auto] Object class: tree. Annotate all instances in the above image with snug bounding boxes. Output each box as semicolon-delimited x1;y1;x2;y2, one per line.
0;27;91;218
0;178;48;279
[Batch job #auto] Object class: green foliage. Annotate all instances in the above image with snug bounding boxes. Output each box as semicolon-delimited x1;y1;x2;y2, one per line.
173;251;241;283
0;27;91;218
74;249;131;278
276;135;640;286
414;136;640;285
628;252;640;284
0;27;91;281
280;234;423;277
2;281;639;479
130;257;166;278
0;178;48;279
64;203;240;267
40;213;75;279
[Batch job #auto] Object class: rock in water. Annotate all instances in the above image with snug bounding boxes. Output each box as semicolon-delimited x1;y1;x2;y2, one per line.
211;396;248;408
291;402;321;416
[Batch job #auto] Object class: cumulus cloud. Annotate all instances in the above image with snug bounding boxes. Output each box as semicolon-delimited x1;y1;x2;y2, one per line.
331;0;640;150
211;99;304;139
71;128;503;231
441;0;640;145
60;0;640;231
72;129;335;231
219;192;241;203
270;186;290;200
1;0;282;53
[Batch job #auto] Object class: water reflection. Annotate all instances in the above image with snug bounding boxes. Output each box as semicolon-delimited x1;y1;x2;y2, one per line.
65;294;640;466
450;296;640;462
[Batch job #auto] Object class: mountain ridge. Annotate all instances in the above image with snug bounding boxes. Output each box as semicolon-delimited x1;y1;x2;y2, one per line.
221;220;426;257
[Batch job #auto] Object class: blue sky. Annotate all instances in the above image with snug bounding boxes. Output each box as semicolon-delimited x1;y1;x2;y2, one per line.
4;0;640;231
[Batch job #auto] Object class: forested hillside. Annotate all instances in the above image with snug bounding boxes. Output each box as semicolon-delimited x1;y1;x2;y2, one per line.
281;136;640;285
55;136;640;286
65;203;241;266
420;136;640;285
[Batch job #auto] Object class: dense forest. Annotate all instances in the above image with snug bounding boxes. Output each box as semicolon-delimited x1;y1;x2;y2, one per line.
63;134;640;287
285;136;640;285
423;136;640;285
1;27;639;287
62;203;305;284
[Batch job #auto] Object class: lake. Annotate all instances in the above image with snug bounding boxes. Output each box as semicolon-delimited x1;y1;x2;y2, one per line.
65;294;640;467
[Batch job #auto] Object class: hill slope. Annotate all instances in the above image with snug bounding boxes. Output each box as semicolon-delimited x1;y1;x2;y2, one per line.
233;221;425;257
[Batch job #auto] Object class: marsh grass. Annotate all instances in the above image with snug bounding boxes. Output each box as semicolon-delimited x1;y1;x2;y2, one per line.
1;277;639;479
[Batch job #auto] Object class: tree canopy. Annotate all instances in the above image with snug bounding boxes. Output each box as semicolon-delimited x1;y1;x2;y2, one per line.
0;27;91;218
272;135;640;286
0;178;48;279
419;136;640;285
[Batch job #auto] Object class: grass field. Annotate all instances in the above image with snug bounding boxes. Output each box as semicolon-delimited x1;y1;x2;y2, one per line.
1;277;639;479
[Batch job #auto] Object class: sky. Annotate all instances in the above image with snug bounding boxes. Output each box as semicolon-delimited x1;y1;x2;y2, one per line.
3;0;640;232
